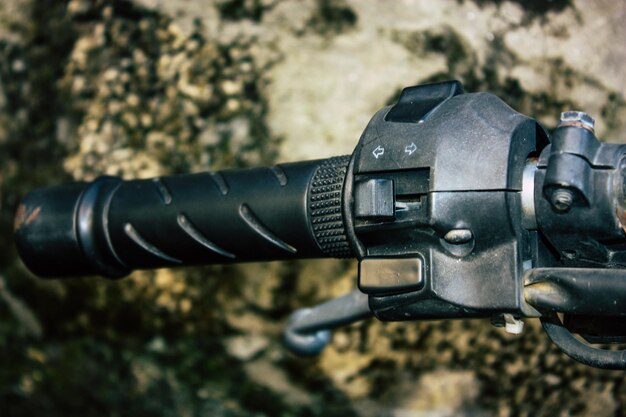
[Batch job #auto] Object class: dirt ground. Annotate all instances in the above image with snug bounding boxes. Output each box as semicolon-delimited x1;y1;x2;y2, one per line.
1;1;625;416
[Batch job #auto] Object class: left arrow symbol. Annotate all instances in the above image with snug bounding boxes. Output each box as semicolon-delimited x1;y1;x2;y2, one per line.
372;145;385;159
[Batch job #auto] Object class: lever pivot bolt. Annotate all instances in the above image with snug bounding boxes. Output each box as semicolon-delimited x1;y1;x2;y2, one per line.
551;189;574;212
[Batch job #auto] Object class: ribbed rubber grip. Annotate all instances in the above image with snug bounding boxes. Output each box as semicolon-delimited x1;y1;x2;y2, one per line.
14;157;354;278
308;156;352;258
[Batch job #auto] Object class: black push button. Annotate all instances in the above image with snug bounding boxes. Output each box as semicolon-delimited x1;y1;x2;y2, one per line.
359;257;424;294
385;80;464;123
354;179;394;219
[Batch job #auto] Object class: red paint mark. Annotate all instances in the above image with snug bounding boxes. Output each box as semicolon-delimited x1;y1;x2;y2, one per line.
14;204;41;232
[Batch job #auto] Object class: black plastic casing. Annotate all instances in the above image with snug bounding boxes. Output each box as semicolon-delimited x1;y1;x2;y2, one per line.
348;82;549;320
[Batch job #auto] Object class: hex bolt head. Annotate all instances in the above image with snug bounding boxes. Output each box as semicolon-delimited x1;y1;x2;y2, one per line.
558;111;595;132
551;189;574;212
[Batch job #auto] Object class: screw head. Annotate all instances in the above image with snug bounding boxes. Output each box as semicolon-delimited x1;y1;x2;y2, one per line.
443;228;473;244
551;189;574;212
558;111;595;132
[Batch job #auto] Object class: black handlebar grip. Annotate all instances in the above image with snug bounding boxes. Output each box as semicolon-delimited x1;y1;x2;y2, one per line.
14;156;353;278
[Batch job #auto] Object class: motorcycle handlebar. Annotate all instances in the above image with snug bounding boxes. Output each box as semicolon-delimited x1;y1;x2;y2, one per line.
14;156;353;278
12;80;626;369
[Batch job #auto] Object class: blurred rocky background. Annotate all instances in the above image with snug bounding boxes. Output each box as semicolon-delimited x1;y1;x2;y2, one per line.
1;0;625;416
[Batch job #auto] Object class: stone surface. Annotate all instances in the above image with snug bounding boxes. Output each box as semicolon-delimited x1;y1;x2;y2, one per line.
258;0;626;159
127;0;626;161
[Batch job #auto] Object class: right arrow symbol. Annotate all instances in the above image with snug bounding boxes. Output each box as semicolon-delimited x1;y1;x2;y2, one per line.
405;142;417;156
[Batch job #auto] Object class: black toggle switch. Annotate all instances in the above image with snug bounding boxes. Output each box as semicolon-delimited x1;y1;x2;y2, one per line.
354;179;395;220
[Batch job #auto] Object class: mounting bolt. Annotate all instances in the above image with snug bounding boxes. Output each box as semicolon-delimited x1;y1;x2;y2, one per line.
551;189;574;212
558;110;595;133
